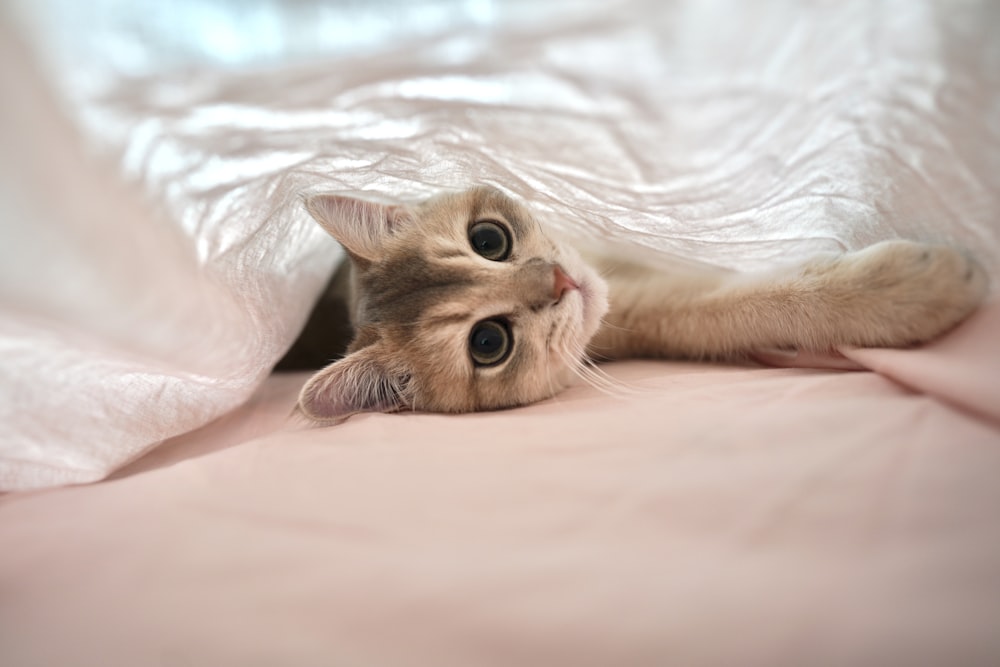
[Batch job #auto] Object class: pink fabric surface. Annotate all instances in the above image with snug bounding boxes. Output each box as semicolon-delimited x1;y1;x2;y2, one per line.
843;300;1000;425
2;360;999;666
750;300;1000;425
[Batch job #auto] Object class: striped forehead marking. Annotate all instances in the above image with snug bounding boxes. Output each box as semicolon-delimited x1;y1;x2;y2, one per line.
361;250;477;325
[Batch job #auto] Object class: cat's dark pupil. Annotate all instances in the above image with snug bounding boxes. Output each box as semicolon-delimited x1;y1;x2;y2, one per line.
469;221;509;261
469;320;510;366
475;229;501;253
474;328;502;354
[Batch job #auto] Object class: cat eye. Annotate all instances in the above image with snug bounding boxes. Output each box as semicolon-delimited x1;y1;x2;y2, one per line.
469;220;511;261
469;319;512;367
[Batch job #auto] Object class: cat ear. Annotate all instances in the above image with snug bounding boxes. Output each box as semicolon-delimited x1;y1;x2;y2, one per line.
297;345;410;421
304;194;415;263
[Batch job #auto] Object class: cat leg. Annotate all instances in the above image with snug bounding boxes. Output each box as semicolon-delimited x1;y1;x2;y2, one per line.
589;241;988;360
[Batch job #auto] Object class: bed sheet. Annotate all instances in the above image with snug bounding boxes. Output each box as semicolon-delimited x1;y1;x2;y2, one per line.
2;350;999;666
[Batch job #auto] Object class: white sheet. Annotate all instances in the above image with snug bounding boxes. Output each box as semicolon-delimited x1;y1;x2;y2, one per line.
2;0;998;489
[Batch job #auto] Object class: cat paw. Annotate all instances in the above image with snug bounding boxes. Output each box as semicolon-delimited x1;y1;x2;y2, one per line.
834;240;988;347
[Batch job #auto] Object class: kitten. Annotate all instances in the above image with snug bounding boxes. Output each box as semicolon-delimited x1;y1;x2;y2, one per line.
283;186;987;421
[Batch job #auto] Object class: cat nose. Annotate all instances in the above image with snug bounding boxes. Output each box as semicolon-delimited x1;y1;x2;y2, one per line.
552;265;579;302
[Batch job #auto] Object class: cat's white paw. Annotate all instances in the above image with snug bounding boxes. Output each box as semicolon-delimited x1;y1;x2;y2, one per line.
832;240;988;346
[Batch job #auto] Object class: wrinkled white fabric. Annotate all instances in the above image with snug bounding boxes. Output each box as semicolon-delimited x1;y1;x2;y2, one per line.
1;0;998;489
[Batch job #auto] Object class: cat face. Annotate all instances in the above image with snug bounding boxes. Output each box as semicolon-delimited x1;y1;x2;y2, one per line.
297;186;609;421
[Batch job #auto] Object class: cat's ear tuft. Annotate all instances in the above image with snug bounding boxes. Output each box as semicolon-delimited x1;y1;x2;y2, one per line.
304;194;415;263
297;345;410;422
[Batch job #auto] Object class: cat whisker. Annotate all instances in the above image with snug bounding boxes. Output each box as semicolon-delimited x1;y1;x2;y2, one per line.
574;363;629;398
596;317;633;333
586;359;637;392
595;263;621;279
556;340;637;398
579;361;639;397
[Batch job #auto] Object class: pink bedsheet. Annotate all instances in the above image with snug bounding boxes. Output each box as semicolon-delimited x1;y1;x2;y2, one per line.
3;335;999;665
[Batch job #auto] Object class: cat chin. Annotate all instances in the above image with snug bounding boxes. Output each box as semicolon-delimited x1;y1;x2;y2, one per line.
575;270;610;345
555;247;609;347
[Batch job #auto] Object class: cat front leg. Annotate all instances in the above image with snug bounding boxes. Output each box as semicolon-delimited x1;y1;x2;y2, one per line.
800;240;987;348
588;241;988;360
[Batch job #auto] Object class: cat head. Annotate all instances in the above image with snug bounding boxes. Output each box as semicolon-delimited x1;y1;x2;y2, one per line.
297;186;609;421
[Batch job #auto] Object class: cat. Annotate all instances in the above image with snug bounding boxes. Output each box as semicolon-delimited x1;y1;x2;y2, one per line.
281;185;987;422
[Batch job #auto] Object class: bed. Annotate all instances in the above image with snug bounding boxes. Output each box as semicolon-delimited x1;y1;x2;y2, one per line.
2;1;999;665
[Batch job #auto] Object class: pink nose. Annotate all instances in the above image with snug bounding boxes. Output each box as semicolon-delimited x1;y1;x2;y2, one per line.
552;265;579;302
